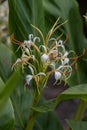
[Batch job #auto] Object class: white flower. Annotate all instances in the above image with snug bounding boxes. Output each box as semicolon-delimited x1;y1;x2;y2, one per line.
23;40;32;48
41;54;49;63
55;71;61;81
26;75;33;85
25;48;30;54
28;34;40;43
57;40;63;45
62;58;69;65
64;51;69;57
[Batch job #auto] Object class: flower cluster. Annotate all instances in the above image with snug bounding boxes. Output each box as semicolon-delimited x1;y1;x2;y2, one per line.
11;18;83;92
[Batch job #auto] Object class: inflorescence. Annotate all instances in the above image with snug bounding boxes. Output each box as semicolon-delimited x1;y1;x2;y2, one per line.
11;18;84;92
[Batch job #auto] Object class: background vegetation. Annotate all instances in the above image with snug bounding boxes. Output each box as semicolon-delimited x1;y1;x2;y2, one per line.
0;0;87;130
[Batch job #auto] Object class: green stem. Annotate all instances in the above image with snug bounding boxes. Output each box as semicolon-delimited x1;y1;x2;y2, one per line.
25;110;36;130
25;90;41;130
74;99;87;120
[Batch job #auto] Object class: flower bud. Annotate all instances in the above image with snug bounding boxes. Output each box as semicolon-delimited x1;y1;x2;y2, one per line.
41;54;49;63
55;71;61;81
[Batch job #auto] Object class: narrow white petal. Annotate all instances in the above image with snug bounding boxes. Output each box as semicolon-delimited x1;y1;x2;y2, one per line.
37;72;46;76
28;34;33;41
33;37;40;42
26;75;33;85
28;66;34;75
39;45;47;53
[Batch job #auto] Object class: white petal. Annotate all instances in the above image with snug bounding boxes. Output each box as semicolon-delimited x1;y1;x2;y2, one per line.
64;51;69;57
37;72;46;76
28;34;33;41
39;45;47;53
25;48;30;54
57;40;63;45
22;53;28;58
62;58;69;65
41;54;49;63
28;66;34;75
26;75;33;85
33;37;40;42
55;71;61;81
15;58;21;63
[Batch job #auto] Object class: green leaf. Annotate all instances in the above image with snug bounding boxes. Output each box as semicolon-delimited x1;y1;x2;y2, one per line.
11;75;33;128
0;99;14;130
31;99;56;113
8;0;45;41
67;120;87;130
0;43;13;81
0;78;15;130
56;84;87;105
35;112;63;130
12;90;33;128
0;71;19;109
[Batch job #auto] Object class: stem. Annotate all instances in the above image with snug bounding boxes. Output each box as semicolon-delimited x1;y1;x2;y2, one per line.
25;110;36;130
74;99;87;120
25;90;41;130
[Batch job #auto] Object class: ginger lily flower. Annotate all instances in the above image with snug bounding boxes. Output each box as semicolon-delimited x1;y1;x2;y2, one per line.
11;18;83;94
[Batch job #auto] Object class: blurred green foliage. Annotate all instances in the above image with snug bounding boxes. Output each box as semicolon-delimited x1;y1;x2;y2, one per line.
0;0;87;130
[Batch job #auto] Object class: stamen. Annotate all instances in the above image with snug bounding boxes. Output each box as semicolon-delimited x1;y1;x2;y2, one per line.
11;34;23;45
62;34;68;45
